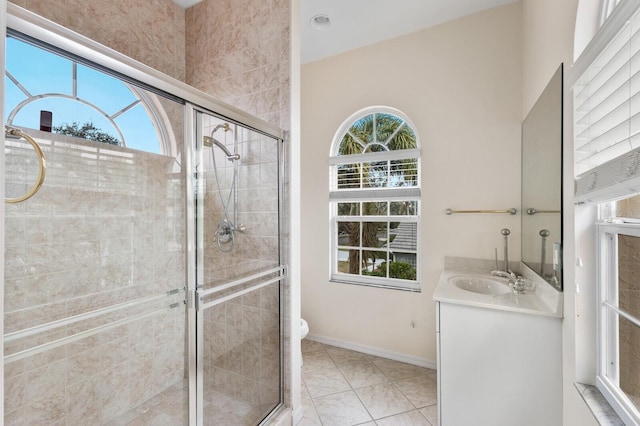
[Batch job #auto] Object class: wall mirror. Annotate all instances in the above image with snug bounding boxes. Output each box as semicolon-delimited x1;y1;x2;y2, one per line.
521;64;563;290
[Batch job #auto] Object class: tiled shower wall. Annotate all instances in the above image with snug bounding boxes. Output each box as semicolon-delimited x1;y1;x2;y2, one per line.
185;0;291;132
13;0;292;127
202;124;280;283
11;0;186;81
4;130;187;424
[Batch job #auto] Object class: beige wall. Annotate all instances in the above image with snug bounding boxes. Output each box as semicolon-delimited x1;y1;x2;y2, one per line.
301;3;522;363
11;0;186;81
522;0;599;425
522;0;577;117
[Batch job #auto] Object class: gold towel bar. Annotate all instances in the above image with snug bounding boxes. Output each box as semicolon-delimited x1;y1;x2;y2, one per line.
445;208;518;215
4;126;47;204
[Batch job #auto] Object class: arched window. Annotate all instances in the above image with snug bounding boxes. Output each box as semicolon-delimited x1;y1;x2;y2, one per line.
5;34;176;155
329;106;421;291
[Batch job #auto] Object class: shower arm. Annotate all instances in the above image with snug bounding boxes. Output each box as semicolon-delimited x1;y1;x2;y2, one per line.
205;122;245;235
203;135;240;161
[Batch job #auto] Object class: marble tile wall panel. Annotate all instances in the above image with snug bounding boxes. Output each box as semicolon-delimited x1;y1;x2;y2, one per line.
202;128;280;287
4;130;187;424
202;281;280;415
12;0;186;81
185;0;291;131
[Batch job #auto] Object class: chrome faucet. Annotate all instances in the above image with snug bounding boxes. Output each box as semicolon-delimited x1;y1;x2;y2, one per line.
490;270;526;294
491;269;517;284
490;228;526;294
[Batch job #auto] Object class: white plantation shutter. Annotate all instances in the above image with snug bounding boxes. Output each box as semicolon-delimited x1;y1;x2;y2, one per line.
572;0;640;203
329;150;421;200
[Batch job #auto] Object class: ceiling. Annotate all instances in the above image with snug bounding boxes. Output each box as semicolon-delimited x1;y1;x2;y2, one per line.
301;0;517;64
174;0;518;65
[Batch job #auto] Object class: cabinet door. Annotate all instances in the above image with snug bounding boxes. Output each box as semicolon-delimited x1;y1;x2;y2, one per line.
438;303;561;426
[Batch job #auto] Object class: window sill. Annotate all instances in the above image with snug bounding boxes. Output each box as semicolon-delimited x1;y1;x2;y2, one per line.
329;278;421;293
575;383;625;425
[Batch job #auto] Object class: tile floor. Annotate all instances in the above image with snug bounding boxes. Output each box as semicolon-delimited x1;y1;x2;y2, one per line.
298;339;438;426
108;378;273;426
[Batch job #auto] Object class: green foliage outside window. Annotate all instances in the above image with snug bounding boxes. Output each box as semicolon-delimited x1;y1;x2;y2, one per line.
54;121;121;146
364;261;417;281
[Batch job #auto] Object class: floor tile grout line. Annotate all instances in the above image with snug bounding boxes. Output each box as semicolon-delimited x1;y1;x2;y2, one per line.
389;380;419;411
305;381;325;426
317;347;378;425
301;341;437;426
352;384;377;425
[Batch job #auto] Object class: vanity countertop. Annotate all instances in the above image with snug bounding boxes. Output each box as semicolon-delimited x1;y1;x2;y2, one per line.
433;260;563;318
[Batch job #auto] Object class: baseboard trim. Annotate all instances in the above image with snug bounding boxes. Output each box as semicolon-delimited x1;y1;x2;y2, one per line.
306;333;437;370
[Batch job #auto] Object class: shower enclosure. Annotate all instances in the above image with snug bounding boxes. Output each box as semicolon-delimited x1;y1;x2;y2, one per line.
3;11;287;426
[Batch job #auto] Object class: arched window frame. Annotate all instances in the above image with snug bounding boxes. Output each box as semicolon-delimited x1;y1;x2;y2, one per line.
329;106;421;291
4;33;177;156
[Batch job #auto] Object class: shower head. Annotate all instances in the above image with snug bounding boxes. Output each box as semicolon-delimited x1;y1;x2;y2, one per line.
203;136;240;161
212;123;230;134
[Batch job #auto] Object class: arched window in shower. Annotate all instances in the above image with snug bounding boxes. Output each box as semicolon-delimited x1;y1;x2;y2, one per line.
5;33;177;155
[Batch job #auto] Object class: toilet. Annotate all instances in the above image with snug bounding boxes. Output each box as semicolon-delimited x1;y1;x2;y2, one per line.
300;318;309;367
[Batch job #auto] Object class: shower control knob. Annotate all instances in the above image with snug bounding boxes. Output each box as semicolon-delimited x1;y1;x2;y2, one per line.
501;228;511;236
216;221;233;243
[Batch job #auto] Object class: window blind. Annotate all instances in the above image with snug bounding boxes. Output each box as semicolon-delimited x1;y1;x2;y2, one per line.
572;0;640;203
329;150;421;201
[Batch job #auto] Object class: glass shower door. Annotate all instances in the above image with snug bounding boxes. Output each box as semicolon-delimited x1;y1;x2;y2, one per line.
194;110;285;425
3;96;189;424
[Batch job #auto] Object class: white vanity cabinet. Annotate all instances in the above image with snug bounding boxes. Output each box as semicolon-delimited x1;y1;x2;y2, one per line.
436;301;562;426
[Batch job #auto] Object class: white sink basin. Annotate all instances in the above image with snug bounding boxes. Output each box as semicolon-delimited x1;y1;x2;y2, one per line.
448;275;511;296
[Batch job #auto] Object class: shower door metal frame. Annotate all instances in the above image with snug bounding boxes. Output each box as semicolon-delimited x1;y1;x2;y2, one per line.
189;105;287;426
185;104;198;426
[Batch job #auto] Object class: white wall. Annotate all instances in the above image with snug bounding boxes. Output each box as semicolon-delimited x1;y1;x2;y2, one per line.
301;3;522;363
521;0;599;425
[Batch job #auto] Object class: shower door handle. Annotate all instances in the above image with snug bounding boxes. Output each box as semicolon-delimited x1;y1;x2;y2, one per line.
4;126;47;203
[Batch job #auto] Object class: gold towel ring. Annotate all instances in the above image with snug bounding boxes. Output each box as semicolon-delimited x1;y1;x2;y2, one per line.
4;126;47;204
